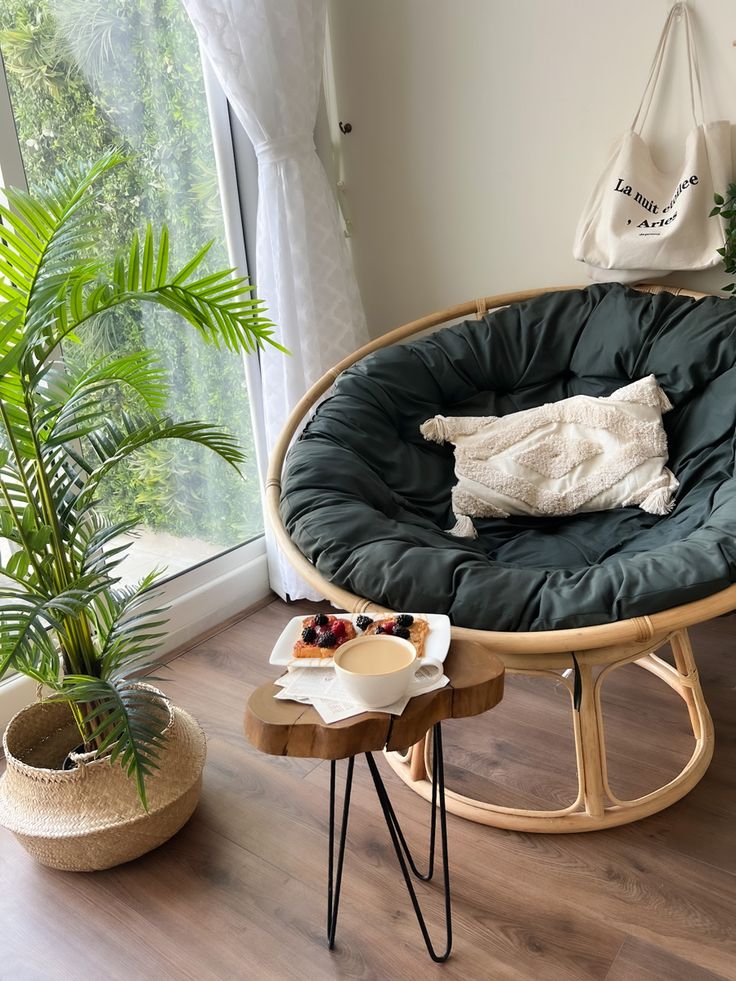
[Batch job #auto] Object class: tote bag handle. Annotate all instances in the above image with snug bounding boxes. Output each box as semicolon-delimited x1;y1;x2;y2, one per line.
632;2;705;134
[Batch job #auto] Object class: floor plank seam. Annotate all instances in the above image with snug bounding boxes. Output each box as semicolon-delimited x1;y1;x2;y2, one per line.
194;814;332;889
600;936;627;981
640;832;736;883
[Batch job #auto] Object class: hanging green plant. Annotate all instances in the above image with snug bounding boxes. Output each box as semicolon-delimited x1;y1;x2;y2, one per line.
710;183;736;293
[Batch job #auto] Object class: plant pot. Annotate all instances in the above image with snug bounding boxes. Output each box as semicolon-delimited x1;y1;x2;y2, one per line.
0;692;206;871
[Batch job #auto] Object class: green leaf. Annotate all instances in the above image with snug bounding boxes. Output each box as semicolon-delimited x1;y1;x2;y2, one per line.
28;525;53;551
6;550;30;581
141;223;154;291
170;239;213;286
154;225;169;287
127;230;140;291
81;413;246;495
0;507;15;539
714;193;725;205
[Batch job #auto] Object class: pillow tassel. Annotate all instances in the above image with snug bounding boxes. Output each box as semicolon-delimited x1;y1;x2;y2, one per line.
657;387;673;413
448;513;477;539
640;484;675;516
420;416;449;444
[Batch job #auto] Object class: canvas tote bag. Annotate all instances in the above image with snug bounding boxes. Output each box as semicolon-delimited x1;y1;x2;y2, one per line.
573;3;731;284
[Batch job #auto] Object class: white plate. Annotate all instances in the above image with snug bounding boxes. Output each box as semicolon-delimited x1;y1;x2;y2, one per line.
269;613;451;668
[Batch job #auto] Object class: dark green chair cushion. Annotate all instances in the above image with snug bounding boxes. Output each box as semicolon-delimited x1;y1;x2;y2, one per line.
280;284;736;631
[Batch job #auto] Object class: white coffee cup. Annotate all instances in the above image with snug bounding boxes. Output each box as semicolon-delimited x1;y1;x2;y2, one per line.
333;635;442;708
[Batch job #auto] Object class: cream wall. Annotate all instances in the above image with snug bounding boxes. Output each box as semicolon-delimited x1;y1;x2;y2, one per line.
328;0;736;337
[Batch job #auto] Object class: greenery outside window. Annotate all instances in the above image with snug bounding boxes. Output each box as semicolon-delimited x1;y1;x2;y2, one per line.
0;0;264;588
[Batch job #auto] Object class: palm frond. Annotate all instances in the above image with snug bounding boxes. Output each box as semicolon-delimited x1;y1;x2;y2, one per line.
26;224;286;370
89;573;169;679
154;243;285;354
40;446;88;529
0;455;57;590
77;413;245;507
0;391;36;461
0;148;125;374
54;676;170;808
68;510;137;579
0;584;102;679
36;350;168;446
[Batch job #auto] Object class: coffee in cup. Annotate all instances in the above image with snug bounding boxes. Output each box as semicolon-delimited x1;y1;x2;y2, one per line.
334;635;440;708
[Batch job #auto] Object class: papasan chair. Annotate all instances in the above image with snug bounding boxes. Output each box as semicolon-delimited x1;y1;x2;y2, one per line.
269;283;736;832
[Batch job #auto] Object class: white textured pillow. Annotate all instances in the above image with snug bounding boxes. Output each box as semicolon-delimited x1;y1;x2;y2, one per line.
420;375;679;539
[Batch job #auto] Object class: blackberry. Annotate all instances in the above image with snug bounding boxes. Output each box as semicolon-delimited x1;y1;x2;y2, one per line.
301;626;317;644
356;615;374;631
314;613;329;627
394;627;411;640
318;631;336;648
395;614;414;627
375;625;386;634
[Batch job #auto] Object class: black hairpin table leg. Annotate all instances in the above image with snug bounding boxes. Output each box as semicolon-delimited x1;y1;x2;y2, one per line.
325;723;452;962
366;723;452;962
327;755;354;949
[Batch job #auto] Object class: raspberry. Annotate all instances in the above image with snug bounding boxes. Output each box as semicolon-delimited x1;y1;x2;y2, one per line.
314;613;329;627
331;620;346;638
356;615;374;631
302;626;317;644
394;627;411;640
395;614;414;627
318;631;336;648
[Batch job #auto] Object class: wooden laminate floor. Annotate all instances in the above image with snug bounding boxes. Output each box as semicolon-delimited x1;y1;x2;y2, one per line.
1;599;735;981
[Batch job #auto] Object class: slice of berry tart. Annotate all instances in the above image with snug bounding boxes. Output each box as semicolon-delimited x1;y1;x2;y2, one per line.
293;613;357;658
365;614;430;657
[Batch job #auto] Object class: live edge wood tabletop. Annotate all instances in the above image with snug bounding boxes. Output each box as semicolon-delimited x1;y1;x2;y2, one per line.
244;639;505;761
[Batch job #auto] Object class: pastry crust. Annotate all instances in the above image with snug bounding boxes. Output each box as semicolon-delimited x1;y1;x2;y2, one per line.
365;616;430;657
293;614;356;658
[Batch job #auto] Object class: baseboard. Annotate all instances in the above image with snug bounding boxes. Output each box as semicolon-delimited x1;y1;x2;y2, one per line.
160;592;275;664
158;550;270;656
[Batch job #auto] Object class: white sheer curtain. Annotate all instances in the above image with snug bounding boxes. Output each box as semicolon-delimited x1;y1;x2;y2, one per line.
182;0;368;600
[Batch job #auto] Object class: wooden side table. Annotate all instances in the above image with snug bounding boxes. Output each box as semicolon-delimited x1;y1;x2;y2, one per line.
245;639;504;963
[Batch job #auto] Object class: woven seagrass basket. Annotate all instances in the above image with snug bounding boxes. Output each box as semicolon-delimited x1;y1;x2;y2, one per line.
0;691;206;871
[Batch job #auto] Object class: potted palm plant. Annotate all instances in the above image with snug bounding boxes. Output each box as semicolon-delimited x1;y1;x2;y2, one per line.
0;149;282;870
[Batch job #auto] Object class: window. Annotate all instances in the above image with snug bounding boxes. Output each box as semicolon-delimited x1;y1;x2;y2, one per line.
0;0;269;725
0;0;264;586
